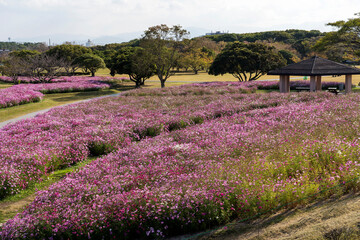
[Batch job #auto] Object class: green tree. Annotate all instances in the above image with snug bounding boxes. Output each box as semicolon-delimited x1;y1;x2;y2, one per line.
9;50;40;59
1;55;30;83
46;44;92;73
108;47;155;88
208;42;286;81
141;24;189;88
180;39;215;74
313;13;360;62
74;53;106;77
278;49;297;64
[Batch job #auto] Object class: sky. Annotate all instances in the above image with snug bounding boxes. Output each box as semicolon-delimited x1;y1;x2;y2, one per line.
0;0;359;44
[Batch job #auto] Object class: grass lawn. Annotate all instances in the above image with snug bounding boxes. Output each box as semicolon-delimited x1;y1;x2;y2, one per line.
98;68;360;85
0;82;13;89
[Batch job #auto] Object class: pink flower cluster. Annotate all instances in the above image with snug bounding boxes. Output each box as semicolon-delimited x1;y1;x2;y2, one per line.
0;88;43;108
0;77;112;109
0;76;128;84
2;82;360;238
124;80;346;97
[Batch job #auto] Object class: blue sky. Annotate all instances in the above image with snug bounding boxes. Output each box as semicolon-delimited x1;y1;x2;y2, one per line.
0;0;359;43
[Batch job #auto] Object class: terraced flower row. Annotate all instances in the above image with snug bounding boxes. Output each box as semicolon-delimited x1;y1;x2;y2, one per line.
243;80;345;90
0;83;326;199
0;76;128;84
0;87;43;108
2;92;360;239
124;80;345;97
0;78;111;109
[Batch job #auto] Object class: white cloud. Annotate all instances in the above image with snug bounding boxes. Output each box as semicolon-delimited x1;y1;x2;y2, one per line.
0;0;359;41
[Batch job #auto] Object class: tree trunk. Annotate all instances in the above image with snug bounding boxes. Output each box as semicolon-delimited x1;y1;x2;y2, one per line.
91;71;95;77
135;80;141;88
160;80;166;88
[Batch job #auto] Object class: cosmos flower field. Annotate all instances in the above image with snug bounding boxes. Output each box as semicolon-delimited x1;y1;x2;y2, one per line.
0;76;113;109
1;82;360;239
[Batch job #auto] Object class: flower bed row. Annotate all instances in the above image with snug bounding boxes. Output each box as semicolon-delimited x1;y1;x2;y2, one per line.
123;80;346;97
203;80;347;90
1;92;360;239
0;83;332;198
0;76;128;84
0;78;111;109
0;88;43;108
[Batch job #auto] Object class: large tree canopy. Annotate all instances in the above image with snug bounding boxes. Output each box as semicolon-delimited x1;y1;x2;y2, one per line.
108;47;155;88
140;24;189;88
208;42;286;81
46;44;92;73
313;13;360;62
74;53;105;77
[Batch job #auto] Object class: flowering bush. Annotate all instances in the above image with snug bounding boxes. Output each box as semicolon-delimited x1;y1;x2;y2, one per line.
1;89;360;239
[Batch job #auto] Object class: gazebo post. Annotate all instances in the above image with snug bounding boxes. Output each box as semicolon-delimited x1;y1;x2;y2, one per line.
285;75;290;92
345;74;352;94
279;75;290;93
310;76;316;92
279;75;284;93
316;76;322;91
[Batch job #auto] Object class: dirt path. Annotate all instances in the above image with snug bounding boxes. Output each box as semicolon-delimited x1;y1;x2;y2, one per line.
196;193;360;240
0;195;36;227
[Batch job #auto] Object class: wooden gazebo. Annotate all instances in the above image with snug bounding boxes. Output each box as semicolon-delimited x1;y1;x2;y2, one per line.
268;56;360;94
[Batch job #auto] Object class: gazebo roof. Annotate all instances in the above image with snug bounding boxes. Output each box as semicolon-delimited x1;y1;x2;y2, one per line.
268;56;360;76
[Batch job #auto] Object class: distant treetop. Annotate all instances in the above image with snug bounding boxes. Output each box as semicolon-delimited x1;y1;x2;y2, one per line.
202;29;324;44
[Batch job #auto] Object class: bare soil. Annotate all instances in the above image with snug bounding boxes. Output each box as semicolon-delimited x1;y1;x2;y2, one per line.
0;194;36;227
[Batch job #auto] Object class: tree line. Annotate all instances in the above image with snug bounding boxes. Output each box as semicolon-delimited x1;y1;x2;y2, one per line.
0;45;106;83
1;13;359;87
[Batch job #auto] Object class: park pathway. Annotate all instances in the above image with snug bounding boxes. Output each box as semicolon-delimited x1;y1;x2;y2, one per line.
0;92;123;129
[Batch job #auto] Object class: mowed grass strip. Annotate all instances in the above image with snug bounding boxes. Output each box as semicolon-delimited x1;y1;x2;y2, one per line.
0;82;13;89
98;69;360;85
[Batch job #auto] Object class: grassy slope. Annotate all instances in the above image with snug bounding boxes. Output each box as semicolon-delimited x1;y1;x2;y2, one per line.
197;193;360;240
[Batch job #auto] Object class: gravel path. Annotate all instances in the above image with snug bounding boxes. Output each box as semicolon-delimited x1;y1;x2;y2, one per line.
0;92;123;129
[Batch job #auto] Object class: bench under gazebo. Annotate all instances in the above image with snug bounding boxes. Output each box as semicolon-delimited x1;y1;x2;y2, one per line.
268;56;360;94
